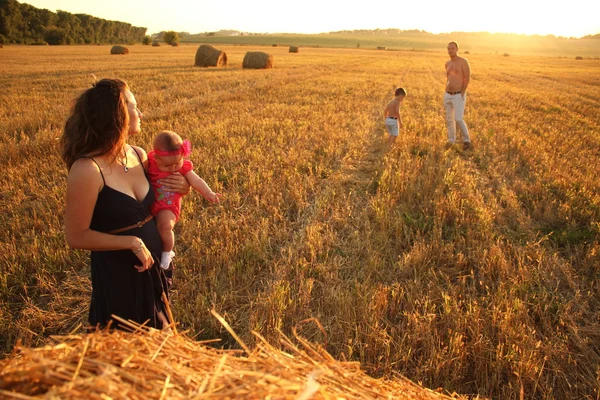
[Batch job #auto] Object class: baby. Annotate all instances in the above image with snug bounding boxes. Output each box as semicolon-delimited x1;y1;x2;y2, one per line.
147;130;221;269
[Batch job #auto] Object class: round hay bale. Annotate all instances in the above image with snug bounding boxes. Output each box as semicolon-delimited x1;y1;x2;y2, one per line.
110;45;129;55
172;42;179;47
377;46;387;50
289;46;299;53
0;43;3;48
152;42;160;47
194;44;227;67
243;51;273;69
575;56;583;60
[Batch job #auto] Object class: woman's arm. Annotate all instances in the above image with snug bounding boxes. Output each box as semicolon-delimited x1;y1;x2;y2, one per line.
65;159;153;271
184;170;220;203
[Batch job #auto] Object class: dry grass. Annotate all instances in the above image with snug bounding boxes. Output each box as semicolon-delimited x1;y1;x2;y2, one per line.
0;44;599;399
0;313;464;399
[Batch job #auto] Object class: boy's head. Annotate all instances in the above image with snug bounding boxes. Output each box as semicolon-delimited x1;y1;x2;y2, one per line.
153;130;187;172
394;87;407;98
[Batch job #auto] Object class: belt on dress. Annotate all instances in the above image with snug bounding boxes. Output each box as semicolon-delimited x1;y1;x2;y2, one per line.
386;117;397;119
108;214;154;234
446;90;461;95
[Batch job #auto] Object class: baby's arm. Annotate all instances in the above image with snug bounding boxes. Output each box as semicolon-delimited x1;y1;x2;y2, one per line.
184;170;221;203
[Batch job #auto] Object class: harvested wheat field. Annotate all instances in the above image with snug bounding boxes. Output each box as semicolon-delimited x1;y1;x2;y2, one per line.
0;314;464;399
1;44;599;399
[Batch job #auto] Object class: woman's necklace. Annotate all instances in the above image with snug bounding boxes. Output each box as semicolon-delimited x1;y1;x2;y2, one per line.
117;149;129;172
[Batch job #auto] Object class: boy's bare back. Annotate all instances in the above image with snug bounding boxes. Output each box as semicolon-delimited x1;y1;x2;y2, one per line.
385;98;401;119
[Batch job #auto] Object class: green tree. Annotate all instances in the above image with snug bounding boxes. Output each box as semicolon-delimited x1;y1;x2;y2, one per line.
0;0;147;44
44;27;66;45
163;30;179;45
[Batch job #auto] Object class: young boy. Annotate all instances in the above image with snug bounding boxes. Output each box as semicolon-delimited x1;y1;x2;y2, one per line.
384;87;407;144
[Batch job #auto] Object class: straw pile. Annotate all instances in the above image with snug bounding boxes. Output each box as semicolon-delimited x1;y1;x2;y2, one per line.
194;44;227;67
110;45;129;55
243;52;273;69
0;313;464;399
289;46;299;53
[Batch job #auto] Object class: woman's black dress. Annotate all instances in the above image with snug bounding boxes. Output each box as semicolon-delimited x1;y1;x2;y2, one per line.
86;155;169;330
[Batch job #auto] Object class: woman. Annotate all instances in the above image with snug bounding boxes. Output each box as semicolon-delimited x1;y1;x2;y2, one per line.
62;78;188;329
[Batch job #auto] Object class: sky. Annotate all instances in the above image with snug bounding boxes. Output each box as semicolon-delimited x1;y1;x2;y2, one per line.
21;0;600;38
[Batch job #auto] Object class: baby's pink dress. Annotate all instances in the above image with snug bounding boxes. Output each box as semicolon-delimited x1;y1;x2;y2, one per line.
147;151;193;220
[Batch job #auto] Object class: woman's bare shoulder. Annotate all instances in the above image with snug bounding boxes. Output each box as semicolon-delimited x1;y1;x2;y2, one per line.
68;157;103;187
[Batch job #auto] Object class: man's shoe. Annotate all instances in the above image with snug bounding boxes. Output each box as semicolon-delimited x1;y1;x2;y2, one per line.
463;142;472;150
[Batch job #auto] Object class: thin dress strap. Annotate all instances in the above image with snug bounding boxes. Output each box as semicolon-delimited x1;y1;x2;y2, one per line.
130;146;148;176
78;156;106;185
131;145;143;163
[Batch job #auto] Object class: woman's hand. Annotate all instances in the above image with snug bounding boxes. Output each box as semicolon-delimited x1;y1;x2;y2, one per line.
131;238;153;272
159;172;190;195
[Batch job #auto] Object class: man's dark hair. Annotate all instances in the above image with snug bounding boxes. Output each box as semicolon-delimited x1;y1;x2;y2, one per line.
395;87;407;97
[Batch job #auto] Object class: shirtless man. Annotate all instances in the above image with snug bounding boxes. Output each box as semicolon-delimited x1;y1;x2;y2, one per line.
444;41;472;150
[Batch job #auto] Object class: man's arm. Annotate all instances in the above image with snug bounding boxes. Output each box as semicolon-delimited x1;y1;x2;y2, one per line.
462;58;471;96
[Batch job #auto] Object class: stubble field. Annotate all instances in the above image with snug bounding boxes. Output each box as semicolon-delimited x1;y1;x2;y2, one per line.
0;44;599;399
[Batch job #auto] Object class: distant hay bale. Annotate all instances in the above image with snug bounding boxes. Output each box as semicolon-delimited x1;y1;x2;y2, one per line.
110;45;129;55
272;44;278;47
464;50;470;54
171;42;179;47
0;43;3;48
575;56;583;60
503;53;510;57
243;51;273;69
377;46;387;50
152;42;160;47
194;44;227;67
289;46;299;53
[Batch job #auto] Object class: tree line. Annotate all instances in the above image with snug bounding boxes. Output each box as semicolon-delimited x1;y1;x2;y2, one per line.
0;0;146;45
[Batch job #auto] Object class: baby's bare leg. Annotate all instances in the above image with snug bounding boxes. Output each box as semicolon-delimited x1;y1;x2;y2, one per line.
156;210;177;270
156;210;177;251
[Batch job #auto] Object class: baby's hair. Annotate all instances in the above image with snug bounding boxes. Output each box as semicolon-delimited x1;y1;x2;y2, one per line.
154;130;183;152
395;87;407;96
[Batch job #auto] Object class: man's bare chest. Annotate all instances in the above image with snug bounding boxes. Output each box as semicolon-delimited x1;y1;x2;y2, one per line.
446;62;463;76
